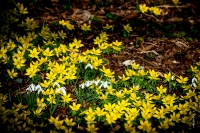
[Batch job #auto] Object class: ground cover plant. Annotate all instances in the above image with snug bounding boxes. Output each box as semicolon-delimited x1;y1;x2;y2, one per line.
0;0;200;132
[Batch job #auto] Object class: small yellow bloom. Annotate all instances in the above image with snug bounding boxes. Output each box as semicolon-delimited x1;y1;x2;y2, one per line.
118;74;129;81
164;72;174;82
149;7;162;15
172;0;179;5
7;69;18;79
139;4;149;13
65;118;76;126
156;85;167;94
176;76;188;84
137;120;152;132
81;23;91;31
105;112;118;124
148;70;159;80
103;24;113;29
123;24;133;33
33;108;42;118
69;102;81;111
86;124;99;133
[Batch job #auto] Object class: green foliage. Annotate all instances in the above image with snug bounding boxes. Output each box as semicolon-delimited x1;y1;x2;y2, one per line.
106;13;117;20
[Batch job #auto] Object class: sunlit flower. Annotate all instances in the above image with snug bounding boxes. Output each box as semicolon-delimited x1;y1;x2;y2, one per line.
69;102;81;111
123;24;133;33
7;69;17;79
191;77;198;88
139;4;149;13
148;70;159;80
149;7;162;15
103;24;113;29
86;124;99;133
172;0;179;5
26;84;42;94
137;120;152;132
156;85;167;94
85;63;93;69
176;76;188;84
81;23;91;31
65;118;76;126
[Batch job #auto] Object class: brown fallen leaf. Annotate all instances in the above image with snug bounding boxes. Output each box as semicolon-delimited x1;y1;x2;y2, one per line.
167;17;183;22
139;44;155;52
40;15;52;21
50;0;59;2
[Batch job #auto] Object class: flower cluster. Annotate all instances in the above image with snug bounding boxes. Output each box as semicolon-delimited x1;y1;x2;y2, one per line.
139;4;162;15
0;1;200;133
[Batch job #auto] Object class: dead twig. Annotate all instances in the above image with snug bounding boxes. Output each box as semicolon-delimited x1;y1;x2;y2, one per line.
137;50;159;55
144;13;162;22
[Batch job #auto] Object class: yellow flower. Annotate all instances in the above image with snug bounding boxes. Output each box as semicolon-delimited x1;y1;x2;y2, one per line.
176;76;188;84
93;36;103;45
172;0;179;5
105;112;118;124
28;48;40;59
7;69;18;79
86;124;99;133
149;7;162;15
66;22;74;30
16;3;28;14
139;4;149;13
54;119;65;130
46;95;56;104
94;107;105;116
123;24;133;33
85;115;96;125
33;108;42;118
13;57;26;70
118;74;129;81
69;102;81;111
104;103;115;112
42;48;54;57
137;120;152;132
58;30;67;40
156;85;167;94
40;80;51;88
164;72;174;82
162;95;176;106
37;98;46;109
148;70;159;80
191;66;199;73
100;66;115;78
64;118;76;126
170;112;181;123
103;24;113;29
81;23;91;31
131;62;140;70
153;107;166;119
61;94;72;104
25;66;38;78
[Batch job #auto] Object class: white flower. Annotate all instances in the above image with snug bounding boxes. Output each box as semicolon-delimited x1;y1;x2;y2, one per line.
85;81;93;87
53;82;60;88
139;66;144;70
94;80;101;86
171;75;175;80
99;81;110;88
26;84;36;92
122;60;135;66
85;63;93;69
26;84;43;94
36;85;42;94
191;77;198;88
79;83;85;89
56;87;66;95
